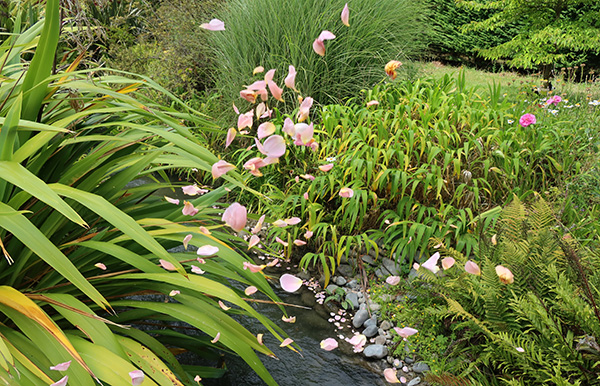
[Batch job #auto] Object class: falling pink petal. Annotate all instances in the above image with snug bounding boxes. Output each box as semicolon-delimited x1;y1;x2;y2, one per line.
303;192;309;200
182;185;204;196
421;252;440;273
465;260;481;275
129;369;145;386
169;290;180;296
266;258;279;267
280;338;294;347
264;69;276;83
320;338;338;351
366;100;379;106
253;66;264;75
196;258;206;264
295;176;300;183
280;274;303;292
240;89;257;103
243;261;266;273
165;196;180;205
245;286;258;296
218;300;231;311
297;97;313;122
252;214;266;234
300;174;315;181
248;235;260;249
313;38;326;56
285;217;301;225
183;234;193;250
257;122;276;139
275;237;289;247
182;201;199;216
304;230;314;239
386;276;400;286
191;265;205;275
383;368;400;383
94;263;106;270
394;327;418;339
273;219;288;227
341;3;350;26
442;257;455;270
261;108;273;119
199;226;211;235
225;128;237;148
232;102;240;114
293;239;307;246
237;112;253;130
257;333;264;345
318;163;334;172
160;259;177;271
283;117;295;136
197;245;219;256
211;332;221;343
222;203;247;232
268;80;284;102
339;187;354;197
243;157;267;177
50;376;68;386
50;360;71;371
261;135;286;157
200;19;225;31
318;30;336;41
293;122;314;145
496;265;514;284
212;160;236;179
282;315;296;323
285;65;297;90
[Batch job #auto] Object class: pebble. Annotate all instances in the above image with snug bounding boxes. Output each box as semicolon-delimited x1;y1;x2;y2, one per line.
346;279;359;289
334;276;347;286
382;258;402;276
363;315;377;328
375;336;386;345
369;302;381;312
363;325;378;338
407;377;421;386
361;255;375;265
326;284;339;293
352;309;370;328
380;320;392;330
413;362;430;373
374;268;387;278
346;292;359;309
405;356;415;364
363;344;388;359
337;264;354;277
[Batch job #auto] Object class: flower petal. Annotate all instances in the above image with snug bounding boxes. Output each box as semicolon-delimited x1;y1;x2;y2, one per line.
169;290;180;297
257;333;264;345
218;300;231;311
393;327;418;339
50;360;71;371
248;235;260;249
183;234;193;250
264;69;276;83
262;135;286;158
318;30;336;41
320;337;338;351
182;201;199;216
442;257;455;270
200;19;225;31
285;65;297;90
267;80;284;102
285;217;301;225
312;38;326;56
222;203;247;232
280;274;303;292
199;226;211;235
383;368;400;383
421;252;440;273
212;160;236;179
275;237;288;247
211;332;221;343
280;338;294;347
465;260;481;275
366;100;379;107
273;219;288;227
129;370;145;386
225;127;237;148
243;261;266;273
339;187;354;197
495;265;514;284
191;265;205;275
297;97;313;122
94;263;106;270
253;66;264;75
165;196;180;205
282;315;296;323
245;286;258;296
386;276;400;286
293;239;306;246
252;214;266;234
50;376;68;386
318;163;334;172
341;3;350;26
182;185;206;196
159;259;177;271
197;245;219;256
304;230;314;239
257;122;276;139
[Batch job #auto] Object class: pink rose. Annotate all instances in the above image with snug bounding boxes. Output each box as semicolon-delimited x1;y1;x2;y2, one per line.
519;113;536;127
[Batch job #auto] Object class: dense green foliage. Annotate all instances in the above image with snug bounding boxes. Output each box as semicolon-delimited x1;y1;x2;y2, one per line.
208;0;427;109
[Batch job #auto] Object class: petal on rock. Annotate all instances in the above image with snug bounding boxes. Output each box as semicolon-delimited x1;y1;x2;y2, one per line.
280;274;303;292
320;338;338;351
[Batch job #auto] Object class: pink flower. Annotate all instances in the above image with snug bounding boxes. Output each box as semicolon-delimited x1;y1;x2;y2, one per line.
313;30;336;56
341;3;350;27
200;19;225;31
222;202;247;232
212;160;236;179
320;338;338;351
280;274;303;292
182;201;199;216
339;187;354;197
495;265;514;284
465;260;481;275
129;370;145;385
546;95;562;106
293;123;315;146
519;113;536;127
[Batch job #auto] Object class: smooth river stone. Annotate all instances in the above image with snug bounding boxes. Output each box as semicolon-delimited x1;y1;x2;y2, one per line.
352;309;370;328
363;344;388;359
363;325;378;338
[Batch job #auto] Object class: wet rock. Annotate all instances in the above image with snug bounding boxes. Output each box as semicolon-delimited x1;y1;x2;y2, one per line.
353;309;370;328
363;315;378;328
382;258;402;276
405;356;415;364
346;292;359;309
369;302;381;312
378;328;386;336
358;297;365;304
361;255;375;266
413;362;430;373
375;336;387;345
363;325;378;338
380;320;392;330
368;248;379;258
337;264;354;277
363;344;388;359
326;284;339;293
375;268;387;278
296;270;311;281
407;377;421;386
334;276;347;286
347;279;359;289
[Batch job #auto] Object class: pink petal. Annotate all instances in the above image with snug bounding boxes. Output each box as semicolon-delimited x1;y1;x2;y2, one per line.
348;334;367;351
339;187;354;197
297;97;313;122
222;202;247;232
196;258;206;264
413;262;420;270
275;236;289;247
255;102;266;118
257;122;276;139
280;338;294;347
247;80;266;91
164;196;180;205
264;69;276;83
393;327;418;339
200;19;225;31
266;258;279;267
304;230;314;239
245;286;258;296
366;100;379;106
268;80;284;102
300;174;315;181
182;201;199;216
465;260;481;275
293;239;306;246
320;338;338;351
496;265;514;284
421;252;440;273
252;214;266;234
273;219;288;227
182;185;206;196
261;135;286;157
312;38;326;56
294;122;314;145
516;347;525;352
50;360;71;371
159;259;177;271
442;257;455;270
225;127;237;148
191;265;205;274
285;217;302;225
303;192;309;200
383;368;400;383
237;112;253;130
240;89;257;103
129;370;145;386
318;163;334;172
232;102;240;114
282;315;296;323
218;300;230;310
197;245;219;256
94;263;106;270
253;66;264;75
248;235;260;249
283;117;295;136
257;333;264;345
211;332;221;343
169;290;180;296
280;273;303;292
211;160;236;179
341;3;350;26
243;157;267;176
318;30;336;41
183;234;193;250
199;226;211;235
50;376;68;386
285;65;297;90
243;261;266;273
386;276;400;286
